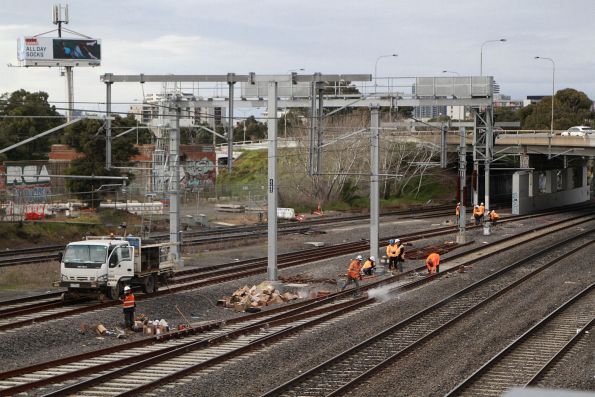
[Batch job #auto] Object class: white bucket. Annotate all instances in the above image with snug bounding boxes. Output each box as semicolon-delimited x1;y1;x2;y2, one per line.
483;223;491;236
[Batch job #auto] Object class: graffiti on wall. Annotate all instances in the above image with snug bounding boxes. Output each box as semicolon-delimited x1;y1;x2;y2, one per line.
181;158;216;191
2;164;51;202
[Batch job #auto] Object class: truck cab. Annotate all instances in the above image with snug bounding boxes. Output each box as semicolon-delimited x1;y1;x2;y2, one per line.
57;236;175;301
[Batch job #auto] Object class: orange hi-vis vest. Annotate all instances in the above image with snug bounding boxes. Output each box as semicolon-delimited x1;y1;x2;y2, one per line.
123;293;135;309
386;243;400;258
490;211;500;221
426;253;440;269
455;205;460;216
347;260;362;279
478;205;485;215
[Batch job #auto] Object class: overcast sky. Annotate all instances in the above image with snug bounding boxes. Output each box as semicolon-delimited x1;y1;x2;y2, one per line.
1;0;594;113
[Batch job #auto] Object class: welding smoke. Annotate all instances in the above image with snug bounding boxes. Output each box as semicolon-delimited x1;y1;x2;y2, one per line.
367;285;394;302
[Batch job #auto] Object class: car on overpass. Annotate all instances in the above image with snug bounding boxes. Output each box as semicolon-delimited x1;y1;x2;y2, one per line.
561;126;595;136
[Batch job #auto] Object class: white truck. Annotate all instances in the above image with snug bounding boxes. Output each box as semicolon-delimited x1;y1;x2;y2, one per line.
56;236;176;301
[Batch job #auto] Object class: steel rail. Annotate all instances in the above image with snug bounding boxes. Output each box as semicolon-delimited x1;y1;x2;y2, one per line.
524;317;595;387
40;297;373;397
0;286;371;382
1;211;593;332
3;226;593;396
0;201;562;268
0;205;455;269
260;235;595;397
445;283;595;397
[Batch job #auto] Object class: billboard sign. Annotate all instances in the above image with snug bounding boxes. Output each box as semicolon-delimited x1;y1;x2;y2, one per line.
17;37;101;67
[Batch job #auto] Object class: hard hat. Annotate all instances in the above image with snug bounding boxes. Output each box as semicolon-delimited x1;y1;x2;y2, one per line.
395;239;401;243
480;202;484;205
427;259;433;266
124;286;131;292
370;256;375;262
356;255;363;261
457;202;460;205
389;239;395;244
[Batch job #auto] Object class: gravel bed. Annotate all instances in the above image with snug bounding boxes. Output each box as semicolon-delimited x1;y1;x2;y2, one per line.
0;210;589;384
533;323;594;391
350;236;595;396
138;218;595;396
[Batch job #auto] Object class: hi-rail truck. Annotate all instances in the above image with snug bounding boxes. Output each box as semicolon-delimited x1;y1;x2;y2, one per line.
55;235;176;301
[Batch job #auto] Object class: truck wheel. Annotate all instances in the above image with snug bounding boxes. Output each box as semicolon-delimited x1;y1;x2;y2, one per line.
142;275;155;294
107;281;123;300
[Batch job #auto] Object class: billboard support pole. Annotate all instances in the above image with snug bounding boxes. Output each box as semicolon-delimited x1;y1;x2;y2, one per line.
66;66;74;122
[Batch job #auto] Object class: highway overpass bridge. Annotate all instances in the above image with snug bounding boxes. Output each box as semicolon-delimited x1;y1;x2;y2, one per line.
380;127;594;214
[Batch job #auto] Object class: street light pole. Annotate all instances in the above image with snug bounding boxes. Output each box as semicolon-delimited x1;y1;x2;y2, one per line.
480;39;506;76
374;54;398;92
534;56;555;158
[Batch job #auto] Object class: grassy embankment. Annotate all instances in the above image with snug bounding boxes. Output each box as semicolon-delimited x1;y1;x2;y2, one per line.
217;149;456;213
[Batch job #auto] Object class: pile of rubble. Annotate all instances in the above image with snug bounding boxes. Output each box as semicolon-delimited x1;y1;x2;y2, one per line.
218;282;299;312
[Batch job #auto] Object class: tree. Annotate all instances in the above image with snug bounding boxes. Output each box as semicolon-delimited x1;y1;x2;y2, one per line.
494;107;520;123
63;115;139;207
519;88;594;130
0;90;61;161
233;116;267;141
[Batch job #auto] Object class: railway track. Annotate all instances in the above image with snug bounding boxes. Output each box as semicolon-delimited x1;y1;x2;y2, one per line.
1;221;593;396
260;232;595;397
0;204;457;268
446;283;594;397
0;288;378;396
0;210;593;333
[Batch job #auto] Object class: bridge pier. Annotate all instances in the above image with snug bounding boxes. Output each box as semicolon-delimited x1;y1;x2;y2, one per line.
512;164;590;215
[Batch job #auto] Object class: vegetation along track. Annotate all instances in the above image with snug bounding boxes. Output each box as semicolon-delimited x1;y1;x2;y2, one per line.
0;209;593;333
445;283;594;397
1;221;593;396
260;229;595;397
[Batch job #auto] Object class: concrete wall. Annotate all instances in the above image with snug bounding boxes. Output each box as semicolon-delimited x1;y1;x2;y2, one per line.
512;166;590;214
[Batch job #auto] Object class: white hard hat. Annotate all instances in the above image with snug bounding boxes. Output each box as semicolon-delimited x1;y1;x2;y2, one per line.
356;255;363;261
480;202;484;206
395;239;401;243
370;256;376;261
124;286;131;292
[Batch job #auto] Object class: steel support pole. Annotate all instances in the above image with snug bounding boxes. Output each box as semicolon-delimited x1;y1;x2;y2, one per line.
65;66;74;122
485;107;493;213
370;106;380;261
440;125;447;168
457;126;467;244
472;118;478;206
227;81;235;174
105;82;112;170
308;82;316;175
267;82;278;281
169;102;182;268
316;87;324;174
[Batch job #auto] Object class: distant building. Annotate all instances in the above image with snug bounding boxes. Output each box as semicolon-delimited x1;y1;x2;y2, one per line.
413;105;447;120
524;95;546;107
129;93;226;129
